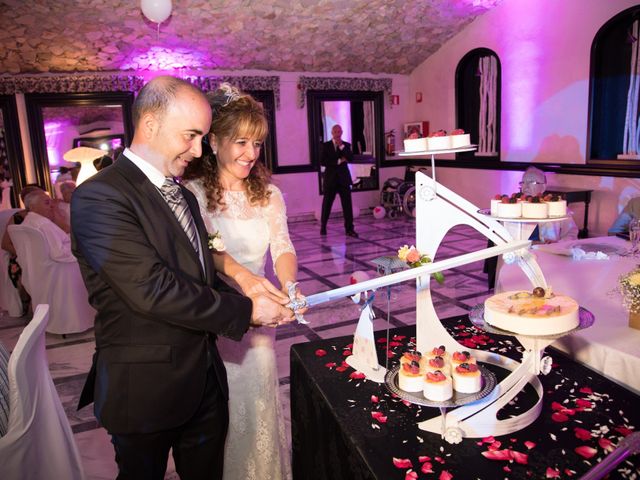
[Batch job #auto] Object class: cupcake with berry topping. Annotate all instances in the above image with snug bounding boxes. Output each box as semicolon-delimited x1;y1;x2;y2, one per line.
399;350;426;371
398;360;424;392
425;355;450;375
521;195;548;219
496;196;522;218
544;193;567;217
451;350;476;368
452;363;482;393
490;194;508;216
450;128;471;149
427;130;451;150
423;370;453;401
425;345;450;363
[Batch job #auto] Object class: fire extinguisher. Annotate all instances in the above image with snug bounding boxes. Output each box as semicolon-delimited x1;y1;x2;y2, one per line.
385;130;395;156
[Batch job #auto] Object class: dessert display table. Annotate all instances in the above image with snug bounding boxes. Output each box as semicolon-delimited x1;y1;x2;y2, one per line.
290;318;640;480
497;235;640;394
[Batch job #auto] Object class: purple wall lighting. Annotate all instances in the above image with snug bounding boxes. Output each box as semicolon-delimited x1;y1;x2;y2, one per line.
120;46;208;71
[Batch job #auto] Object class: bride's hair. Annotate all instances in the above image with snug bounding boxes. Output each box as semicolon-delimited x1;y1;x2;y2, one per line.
183;83;271;212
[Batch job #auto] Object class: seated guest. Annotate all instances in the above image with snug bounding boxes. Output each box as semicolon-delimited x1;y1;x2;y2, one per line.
20;190;74;262
608;197;640;235
1;185;49;313
55;181;76;230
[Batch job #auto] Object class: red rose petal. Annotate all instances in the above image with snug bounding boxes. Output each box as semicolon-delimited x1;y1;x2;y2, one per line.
614;426;634;437
574;427;592;441
402;400;412;407
598;437;614;452
418;455;431;463
551;412;569;423
579;386;593;394
481;450;512;461
393;457;412;469
487;441;502;451
324;362;336;368
503;466;511;473
335;365;348;372
439;471;453;480
377;338;387;344
575;398;592;408
481;435;495;444
551;402;564;411
392;335;406;341
575;445;597;459
315;349;327;357
343;350;352;356
564;468;575;477
421;462;434;474
405;472;418;480
524;441;536;450
350;371;366;380
386;351;395;358
434;456;445;464
388;341;403;347
511;451;528;465
371;395;379;403
545;467;560;478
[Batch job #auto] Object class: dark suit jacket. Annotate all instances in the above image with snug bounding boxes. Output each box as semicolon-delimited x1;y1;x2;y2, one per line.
71;154;252;435
320;140;353;189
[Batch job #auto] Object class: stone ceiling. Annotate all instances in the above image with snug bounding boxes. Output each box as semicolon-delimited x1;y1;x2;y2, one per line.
0;0;502;75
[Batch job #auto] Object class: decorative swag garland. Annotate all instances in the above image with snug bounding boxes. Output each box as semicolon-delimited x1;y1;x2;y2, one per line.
297;76;392;108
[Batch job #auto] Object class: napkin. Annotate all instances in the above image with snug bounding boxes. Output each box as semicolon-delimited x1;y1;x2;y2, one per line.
571;247;609;261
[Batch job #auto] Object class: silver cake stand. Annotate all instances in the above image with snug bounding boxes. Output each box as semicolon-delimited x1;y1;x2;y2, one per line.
385;364;497;440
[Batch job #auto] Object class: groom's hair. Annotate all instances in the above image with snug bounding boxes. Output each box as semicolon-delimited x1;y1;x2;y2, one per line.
132;76;204;128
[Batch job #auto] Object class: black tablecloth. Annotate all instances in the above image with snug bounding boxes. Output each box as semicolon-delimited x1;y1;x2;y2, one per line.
290;315;640;479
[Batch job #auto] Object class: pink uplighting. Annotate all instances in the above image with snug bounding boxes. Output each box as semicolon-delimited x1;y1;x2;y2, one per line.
119;46;209;71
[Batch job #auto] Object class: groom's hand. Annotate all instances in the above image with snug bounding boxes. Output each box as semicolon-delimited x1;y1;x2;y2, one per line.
249;294;295;327
236;270;289;304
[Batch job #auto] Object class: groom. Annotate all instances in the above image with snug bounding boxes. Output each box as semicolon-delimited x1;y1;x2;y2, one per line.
71;76;293;480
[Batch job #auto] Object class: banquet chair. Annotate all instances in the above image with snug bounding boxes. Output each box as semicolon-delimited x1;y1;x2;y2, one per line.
7;224;95;334
0;304;86;480
0;208;23;317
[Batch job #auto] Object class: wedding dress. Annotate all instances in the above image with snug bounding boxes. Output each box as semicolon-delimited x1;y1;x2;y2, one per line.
187;180;294;480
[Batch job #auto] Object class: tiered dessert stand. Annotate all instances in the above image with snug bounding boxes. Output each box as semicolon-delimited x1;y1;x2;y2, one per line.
290;145;593;443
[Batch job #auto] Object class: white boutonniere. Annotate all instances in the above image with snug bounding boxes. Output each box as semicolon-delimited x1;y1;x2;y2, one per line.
208;231;225;252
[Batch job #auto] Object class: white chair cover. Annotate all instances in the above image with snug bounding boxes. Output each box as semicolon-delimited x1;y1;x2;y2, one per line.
0;208;23;317
0;305;86;479
7;224;95;334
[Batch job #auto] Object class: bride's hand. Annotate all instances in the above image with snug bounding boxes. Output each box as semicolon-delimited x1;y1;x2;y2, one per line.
284;282;308;315
235;271;289;304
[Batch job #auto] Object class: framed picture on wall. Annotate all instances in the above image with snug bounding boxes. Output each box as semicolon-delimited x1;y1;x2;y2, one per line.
403;121;429;138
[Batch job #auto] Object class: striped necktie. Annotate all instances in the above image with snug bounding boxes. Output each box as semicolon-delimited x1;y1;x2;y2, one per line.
160;178;201;257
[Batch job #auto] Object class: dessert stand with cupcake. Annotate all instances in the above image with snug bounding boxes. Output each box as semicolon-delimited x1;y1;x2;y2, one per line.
286;151;593;443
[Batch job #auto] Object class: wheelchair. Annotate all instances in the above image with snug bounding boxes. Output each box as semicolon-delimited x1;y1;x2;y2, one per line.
379;176;416;219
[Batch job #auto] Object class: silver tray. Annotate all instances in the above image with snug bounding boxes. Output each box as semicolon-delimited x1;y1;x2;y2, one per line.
384;364;497;408
469;304;595;340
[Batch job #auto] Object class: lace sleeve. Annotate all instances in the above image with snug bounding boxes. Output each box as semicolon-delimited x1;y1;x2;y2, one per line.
183;180;216;234
266;185;296;266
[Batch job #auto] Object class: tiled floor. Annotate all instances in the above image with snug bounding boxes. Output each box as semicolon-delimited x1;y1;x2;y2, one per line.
0;213;494;479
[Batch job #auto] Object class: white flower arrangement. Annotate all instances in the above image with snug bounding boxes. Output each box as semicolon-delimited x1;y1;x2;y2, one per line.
208;231;225;252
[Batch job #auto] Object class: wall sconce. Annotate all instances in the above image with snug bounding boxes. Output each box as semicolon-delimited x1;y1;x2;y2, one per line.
416;92;423;103
391;95;400;105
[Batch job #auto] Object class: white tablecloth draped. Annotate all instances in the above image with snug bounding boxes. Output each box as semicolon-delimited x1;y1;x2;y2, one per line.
496;235;640;394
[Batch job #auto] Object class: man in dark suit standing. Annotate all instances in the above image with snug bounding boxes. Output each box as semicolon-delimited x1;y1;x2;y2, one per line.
71;76;293;480
320;124;358;237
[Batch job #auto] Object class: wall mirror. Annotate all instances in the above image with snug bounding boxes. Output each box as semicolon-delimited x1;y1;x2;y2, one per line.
25;92;134;196
307;90;384;194
0;95;26;206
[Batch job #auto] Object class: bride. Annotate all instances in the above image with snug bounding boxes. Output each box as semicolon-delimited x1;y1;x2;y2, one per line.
183;84;302;480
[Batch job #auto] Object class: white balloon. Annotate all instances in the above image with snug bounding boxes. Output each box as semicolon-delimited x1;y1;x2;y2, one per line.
373;205;386;219
349;271;370;285
141;0;172;23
